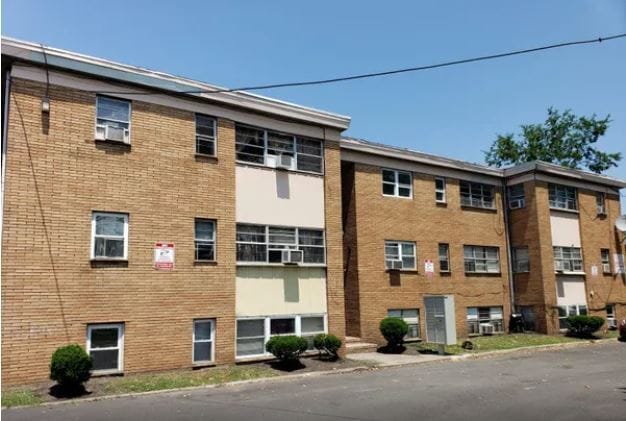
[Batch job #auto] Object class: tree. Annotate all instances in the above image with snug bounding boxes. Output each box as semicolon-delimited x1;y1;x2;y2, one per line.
484;108;621;173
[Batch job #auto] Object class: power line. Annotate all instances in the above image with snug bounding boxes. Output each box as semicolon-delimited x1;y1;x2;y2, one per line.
90;33;626;96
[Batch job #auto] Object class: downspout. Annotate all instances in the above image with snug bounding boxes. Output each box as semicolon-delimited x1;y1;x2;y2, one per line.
0;65;12;259
502;178;516;316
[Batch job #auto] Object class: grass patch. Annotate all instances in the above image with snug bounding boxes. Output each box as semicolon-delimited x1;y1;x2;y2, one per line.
415;333;581;355
102;365;277;395
2;389;43;408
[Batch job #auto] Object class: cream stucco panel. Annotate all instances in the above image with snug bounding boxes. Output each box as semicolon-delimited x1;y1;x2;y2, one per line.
550;211;581;247
555;275;587;306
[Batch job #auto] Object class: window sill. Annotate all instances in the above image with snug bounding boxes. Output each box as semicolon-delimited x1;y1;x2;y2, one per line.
386;269;418;273
235;161;324;177
555;271;585;275
95;138;131;148
465;272;502;276
91;258;128;262
460;204;497;212
195;260;217;265
91;369;123;377
192;361;216;368
435;201;447;207
195;153;218;160
549;207;579;214
382;194;413;200
237;262;326;268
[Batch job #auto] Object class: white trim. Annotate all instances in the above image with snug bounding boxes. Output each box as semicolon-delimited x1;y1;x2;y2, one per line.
384;240;417;270
381;168;413;199
192;319;216;365
95;96;132;144
90;212;129;260
86;323;124;375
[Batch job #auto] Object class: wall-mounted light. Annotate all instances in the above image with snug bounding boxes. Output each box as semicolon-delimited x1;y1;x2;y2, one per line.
41;97;50;113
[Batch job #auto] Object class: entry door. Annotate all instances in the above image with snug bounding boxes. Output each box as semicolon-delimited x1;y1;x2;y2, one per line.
424;296;446;344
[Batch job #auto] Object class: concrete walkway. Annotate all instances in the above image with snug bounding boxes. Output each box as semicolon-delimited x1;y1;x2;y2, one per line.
347;351;448;366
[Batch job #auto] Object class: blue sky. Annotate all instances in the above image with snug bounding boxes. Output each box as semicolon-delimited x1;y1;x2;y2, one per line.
3;1;626;207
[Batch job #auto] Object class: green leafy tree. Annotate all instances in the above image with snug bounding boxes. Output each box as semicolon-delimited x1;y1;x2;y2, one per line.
484;108;621;173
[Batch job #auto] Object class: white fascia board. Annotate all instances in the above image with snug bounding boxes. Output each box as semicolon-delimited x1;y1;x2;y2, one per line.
504;161;626;189
1;37;351;130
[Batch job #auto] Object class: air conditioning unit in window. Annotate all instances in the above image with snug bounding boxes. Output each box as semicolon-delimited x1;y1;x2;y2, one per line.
509;199;525;209
607;319;617;329
554;261;567;272
602;264;611;274
96;125;130;144
276;154;294;170
479;323;495;335
282;249;303;264
386;260;403;271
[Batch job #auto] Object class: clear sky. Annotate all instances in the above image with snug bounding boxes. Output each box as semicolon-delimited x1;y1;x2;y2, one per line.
3;0;626;209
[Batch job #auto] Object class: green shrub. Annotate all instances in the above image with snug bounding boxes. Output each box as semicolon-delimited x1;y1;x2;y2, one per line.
566;315;604;338
313;334;342;358
265;336;308;362
379;317;409;348
50;344;92;388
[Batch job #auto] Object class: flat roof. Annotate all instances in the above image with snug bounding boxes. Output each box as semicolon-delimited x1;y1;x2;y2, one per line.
1;37;351;130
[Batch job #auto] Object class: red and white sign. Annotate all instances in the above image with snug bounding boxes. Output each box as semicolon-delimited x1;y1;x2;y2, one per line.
154;242;175;270
424;259;435;277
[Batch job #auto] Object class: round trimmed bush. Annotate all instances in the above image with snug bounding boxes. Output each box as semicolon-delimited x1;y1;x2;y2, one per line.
50;344;93;387
313;334;342;358
265;335;308;362
566;315;604;338
379;317;409;348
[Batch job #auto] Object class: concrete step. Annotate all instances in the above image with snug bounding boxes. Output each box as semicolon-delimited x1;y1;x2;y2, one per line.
345;339;379;354
345;336;364;344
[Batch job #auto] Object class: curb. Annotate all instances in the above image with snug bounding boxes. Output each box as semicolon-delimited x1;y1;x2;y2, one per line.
3;338;619;410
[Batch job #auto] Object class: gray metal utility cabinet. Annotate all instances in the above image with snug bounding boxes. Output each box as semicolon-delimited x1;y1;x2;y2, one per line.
424;295;457;346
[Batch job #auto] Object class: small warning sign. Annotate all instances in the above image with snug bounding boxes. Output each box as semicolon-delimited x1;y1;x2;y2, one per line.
154;242;175;270
425;259;435;277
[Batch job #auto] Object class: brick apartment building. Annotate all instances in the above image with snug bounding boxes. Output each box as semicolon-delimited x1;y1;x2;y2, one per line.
1;38;625;386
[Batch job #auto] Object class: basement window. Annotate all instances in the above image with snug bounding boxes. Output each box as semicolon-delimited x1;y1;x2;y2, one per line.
388;309;420;339
87;323;124;374
91;212;128;260
192;319;215;364
467;307;503;335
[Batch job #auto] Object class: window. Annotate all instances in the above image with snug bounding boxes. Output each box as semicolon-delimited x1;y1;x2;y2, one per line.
553;247;583;272
91;212;128;260
512;247;530;273
236;319;265;357
508;184;525;209
606;304;616;322
601;249;611;274
95;96;131;143
549;184;577;210
87;324;124;373
192;319;215;364
596;192;606;215
195;114;216;156
235;124;324;174
195;219;216;261
519;306;536;331
382;169;412;198
435;177;446;203
438;243;450;272
301;316;325;349
236;224;325;264
463;246;500;273
467;307;503;335
460;181;495;209
388;309;420;339
384;241;416;270
236;315;326;358
557;304;587;329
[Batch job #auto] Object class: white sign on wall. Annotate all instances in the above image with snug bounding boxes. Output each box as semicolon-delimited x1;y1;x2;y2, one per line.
154;242;175;270
424;259;435;277
590;265;598;277
614;253;625;274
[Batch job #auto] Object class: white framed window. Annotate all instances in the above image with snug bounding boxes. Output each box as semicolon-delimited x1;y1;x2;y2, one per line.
601;249;611;274
464;246;500;273
195;114;217;156
382;169;412;198
606;304;616;324
435;177;446;203
512;247;530;273
508;184;525;209
439;243;450;272
460;181;495;209
557;304;587;330
388;309;420;339
195;219;216;261
596;192;606;215
549;184;577;211
235;124;324;174
553;246;583;272
86;323;124;374
384;241;416;270
236;224;325;264
95;96;131;143
467;307;503;335
236;314;326;358
91;212;128;260
192;319;215;364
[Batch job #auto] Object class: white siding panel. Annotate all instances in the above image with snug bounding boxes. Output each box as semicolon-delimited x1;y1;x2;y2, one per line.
550;211;581;247
555;275;587;306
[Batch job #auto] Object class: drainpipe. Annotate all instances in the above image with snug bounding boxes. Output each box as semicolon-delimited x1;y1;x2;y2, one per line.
502;178;516;316
0;65;11;258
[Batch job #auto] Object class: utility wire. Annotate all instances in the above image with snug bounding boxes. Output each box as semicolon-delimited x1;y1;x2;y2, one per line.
90;33;626;96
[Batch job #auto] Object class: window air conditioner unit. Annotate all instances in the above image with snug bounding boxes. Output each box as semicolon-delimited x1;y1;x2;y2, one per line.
276;154;294;170
509;199;525;209
607;319;617;329
479;323;495;335
96;124;129;144
282;249;303;264
554;261;566;272
602;264;611;274
386;260;403;270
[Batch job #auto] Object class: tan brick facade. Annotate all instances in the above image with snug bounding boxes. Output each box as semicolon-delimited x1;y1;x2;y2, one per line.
342;162;512;344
